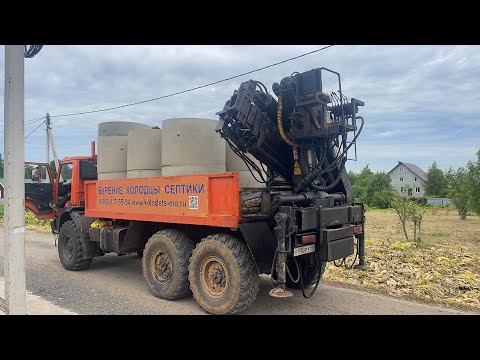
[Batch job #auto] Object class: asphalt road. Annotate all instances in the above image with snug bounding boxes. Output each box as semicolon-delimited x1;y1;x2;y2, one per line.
0;229;475;315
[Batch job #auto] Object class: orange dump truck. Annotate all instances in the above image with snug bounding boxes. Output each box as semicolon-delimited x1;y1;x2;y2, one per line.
26;67;366;314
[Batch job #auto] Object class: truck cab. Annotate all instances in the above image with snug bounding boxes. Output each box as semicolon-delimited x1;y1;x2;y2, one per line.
24;161;55;219
25;148;97;222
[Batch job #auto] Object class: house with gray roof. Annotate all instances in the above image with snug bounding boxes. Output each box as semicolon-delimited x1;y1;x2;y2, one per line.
388;161;428;197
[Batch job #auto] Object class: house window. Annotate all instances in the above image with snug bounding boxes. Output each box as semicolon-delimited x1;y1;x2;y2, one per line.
416;187;421;193
400;176;404;181
399;167;404;172
414;176;417;181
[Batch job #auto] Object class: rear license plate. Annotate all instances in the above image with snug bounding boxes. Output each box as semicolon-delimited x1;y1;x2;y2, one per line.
293;244;315;257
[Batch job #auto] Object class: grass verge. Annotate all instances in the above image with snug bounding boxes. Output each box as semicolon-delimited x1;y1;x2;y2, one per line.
0;203;51;233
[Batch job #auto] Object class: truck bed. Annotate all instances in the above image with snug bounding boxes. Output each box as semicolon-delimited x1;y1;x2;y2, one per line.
85;173;241;228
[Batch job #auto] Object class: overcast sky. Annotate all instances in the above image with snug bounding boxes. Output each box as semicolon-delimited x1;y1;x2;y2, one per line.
1;45;479;173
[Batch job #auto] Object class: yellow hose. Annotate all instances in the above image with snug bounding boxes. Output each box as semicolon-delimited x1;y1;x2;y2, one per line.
277;96;298;148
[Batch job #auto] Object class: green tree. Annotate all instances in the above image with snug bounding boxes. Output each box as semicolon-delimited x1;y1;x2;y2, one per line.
350;165;395;208
350;165;373;202
392;192;412;240
24;164;35;179
444;166;455;186
39;161;58;180
60;163;72;180
392;185;416;239
466;150;480;215
409;203;426;242
49;160;57;178
348;170;358;186
364;172;396;208
425;161;448;197
448;167;470;220
391;185;425;242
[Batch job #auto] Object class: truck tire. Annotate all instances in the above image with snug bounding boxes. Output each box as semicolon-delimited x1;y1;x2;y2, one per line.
142;229;194;300
286;258;326;289
188;234;259;315
58;220;93;271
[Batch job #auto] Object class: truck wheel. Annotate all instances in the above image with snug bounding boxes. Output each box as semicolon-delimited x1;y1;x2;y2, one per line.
286;258;326;289
142;229;194;300
188;234;259;315
58;220;93;271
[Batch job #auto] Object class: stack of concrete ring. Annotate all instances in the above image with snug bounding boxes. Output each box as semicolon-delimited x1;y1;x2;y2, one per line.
97;118;265;188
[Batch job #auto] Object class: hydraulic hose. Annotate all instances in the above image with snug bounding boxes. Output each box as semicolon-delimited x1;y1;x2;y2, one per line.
295;256;322;299
277;96;297;148
286;258;300;284
295;116;365;193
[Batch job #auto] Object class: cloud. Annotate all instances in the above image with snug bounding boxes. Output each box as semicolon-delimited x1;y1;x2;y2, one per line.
0;45;478;172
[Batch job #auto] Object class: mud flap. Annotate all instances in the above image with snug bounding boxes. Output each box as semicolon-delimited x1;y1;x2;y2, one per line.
239;222;276;274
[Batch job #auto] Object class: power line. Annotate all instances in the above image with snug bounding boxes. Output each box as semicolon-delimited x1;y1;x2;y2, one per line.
24;119;46;139
25;116;46;125
47;45;335;119
0;116;45;128
0;116;46;133
1;116;46;126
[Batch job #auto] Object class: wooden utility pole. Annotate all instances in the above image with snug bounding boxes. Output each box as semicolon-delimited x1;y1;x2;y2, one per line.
46;113;50;165
45;113;59;173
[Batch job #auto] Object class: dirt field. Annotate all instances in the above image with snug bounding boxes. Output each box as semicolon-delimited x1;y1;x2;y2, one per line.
324;207;480;310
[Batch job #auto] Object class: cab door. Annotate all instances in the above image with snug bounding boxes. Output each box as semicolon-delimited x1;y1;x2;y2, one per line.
55;161;74;207
24;162;55;219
